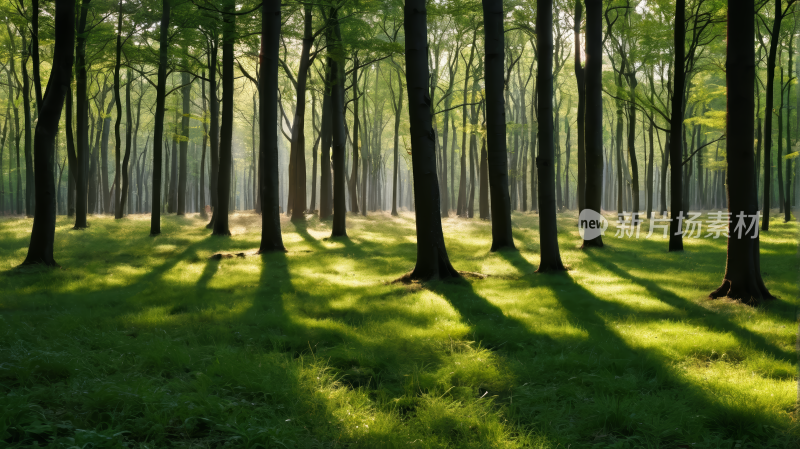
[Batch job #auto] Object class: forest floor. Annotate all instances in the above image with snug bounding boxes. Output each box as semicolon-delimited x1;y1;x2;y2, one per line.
0;210;797;448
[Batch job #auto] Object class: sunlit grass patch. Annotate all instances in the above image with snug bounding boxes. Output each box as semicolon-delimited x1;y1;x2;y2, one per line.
0;210;797;448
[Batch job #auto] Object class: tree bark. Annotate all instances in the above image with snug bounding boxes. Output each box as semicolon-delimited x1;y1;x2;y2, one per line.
401;0;458;280
319;59;333;220
330;8;347;237
259;0;285;251
213;0;235;235
709;0;772;304
574;0;586;212
178;70;190;215
762;0;784;231
150;0;170;235
582;0;603;247
668;0;686;251
23;0;74;265
483;0;515;250
536;0;565;271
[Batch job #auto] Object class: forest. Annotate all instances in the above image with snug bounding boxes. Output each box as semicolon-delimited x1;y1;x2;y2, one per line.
0;0;798;447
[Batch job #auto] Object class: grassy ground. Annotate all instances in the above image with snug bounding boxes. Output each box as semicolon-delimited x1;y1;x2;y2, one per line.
0;210;797;448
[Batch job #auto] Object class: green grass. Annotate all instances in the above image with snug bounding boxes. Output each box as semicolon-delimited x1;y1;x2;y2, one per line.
0;210;797;448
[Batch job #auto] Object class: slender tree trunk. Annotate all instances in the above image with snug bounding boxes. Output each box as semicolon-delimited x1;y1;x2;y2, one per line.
118;67;133;218
536;0;565;271
483;0;515;250
20;32;34;217
258;0;286;251
457;33;476;217
330;8;347;237
206;37;220;228
150;0;170;235
627;74;640;219
213;0;235;235
762;0;784;231
668;0;686;251
23;0;74;266
319;59;333;220
350;58;360;214
574;0;586;212
582;0;603;247
391;70;403;216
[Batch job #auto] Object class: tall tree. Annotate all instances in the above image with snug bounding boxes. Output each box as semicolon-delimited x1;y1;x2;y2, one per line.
582;0;603;248
482;0;516;251
535;0;565;271
709;0;772;304
73;0;91;229
668;0;686;251
212;0;235;236
330;7;347;237
402;0;458;280
574;0;586;213
150;0;170;235
178;71;191;215
22;0;74;265
258;0;285;252
760;0;794;230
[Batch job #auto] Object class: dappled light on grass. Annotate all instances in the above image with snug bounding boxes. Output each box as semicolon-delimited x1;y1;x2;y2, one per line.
0;211;797;447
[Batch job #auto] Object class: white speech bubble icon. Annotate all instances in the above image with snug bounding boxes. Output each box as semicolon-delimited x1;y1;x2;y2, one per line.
578;209;608;240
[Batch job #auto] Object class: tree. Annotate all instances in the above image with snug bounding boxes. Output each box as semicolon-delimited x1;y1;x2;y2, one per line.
709;0;772;304
402;0;458;280
582;0;603;248
760;0;795;230
150;0;170;236
212;0;235;236
668;0;686;252
22;0;75;265
574;0;586;213
482;0;516;251
535;0;565;272
258;0;285;253
329;7;347;238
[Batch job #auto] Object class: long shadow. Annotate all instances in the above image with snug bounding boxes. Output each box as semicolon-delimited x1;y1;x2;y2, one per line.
291;221;327;251
426;250;793;443
585;251;796;362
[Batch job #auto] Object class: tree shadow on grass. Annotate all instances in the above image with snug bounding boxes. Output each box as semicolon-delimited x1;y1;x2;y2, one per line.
583;251;796;362
423;250;794;445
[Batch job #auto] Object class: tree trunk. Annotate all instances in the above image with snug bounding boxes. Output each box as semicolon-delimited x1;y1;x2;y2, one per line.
288;4;313;221
391;69;403;216
536;0;565;271
402;0;458;280
574;0;586;212
319;59;333;220
178;70;190;215
330;8;347;237
149;0;170;235
668;0;686;251
20;32;34;217
206;37;220;228
213;0;235;235
457;33;476;217
627;74;640;219
258;0;286;251
483;0;515;250
118;67;133;218
23;0;74;266
350;58;360;214
709;0;772;304
582;0;603;247
762;0;783;231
